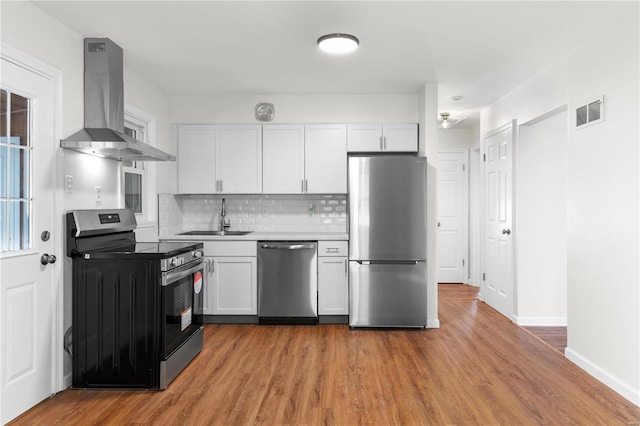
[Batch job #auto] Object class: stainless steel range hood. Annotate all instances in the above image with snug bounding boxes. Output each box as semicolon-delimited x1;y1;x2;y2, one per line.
61;38;175;161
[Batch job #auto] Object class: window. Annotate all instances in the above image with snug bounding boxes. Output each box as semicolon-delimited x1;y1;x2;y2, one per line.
1;89;32;253
123;121;146;215
121;105;157;225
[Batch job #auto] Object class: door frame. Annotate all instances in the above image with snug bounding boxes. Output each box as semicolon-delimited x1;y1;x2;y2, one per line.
436;148;469;283
479;120;517;321
1;44;65;397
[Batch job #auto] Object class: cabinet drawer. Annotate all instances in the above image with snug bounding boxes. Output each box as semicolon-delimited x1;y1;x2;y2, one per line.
318;241;348;257
203;241;257;257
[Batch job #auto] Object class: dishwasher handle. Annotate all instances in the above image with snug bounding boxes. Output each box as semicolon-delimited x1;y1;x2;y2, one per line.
260;243;316;250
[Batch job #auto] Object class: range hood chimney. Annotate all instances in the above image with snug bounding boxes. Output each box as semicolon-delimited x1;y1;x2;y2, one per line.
61;38;175;161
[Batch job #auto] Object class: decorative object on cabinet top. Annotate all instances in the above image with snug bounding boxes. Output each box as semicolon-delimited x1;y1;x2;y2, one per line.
255;103;275;122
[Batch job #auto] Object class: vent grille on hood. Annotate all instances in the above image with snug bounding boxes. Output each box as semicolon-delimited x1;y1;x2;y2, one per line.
60;38;175;162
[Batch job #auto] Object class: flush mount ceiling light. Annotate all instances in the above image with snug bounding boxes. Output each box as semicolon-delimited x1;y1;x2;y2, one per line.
317;33;359;54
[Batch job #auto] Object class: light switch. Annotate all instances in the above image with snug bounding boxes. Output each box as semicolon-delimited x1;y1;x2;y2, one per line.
95;186;102;207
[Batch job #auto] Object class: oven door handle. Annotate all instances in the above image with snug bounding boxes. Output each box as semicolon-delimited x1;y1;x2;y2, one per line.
162;260;204;287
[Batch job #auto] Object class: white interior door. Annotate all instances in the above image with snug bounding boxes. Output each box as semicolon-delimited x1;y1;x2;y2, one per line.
1;58;56;423
437;150;468;283
483;122;514;320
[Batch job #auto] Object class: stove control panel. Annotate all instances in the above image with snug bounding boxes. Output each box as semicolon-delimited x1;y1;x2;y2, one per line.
169;257;185;268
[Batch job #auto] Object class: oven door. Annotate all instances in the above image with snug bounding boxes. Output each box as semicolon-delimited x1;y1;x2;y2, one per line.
161;259;205;359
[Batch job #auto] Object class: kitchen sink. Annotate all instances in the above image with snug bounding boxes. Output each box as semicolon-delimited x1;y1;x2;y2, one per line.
178;230;253;236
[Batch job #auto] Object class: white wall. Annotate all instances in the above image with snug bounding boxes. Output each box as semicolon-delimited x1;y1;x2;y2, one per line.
418;84;440;327
171;94;418;124
1;1;173;385
480;2;639;405
438;128;471;150
564;5;639;405
516;108;568;325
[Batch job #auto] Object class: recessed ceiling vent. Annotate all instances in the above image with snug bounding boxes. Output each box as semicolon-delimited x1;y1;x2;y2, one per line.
576;97;603;128
87;42;106;53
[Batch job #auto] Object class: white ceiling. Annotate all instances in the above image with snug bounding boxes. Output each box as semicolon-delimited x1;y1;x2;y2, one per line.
33;1;619;124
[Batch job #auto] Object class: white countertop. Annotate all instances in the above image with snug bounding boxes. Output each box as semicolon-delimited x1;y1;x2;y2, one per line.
160;231;348;241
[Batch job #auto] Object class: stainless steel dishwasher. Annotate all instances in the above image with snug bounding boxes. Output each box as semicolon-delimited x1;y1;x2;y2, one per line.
258;241;318;324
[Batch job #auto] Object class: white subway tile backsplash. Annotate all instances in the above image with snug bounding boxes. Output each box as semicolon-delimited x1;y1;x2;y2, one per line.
158;193;347;234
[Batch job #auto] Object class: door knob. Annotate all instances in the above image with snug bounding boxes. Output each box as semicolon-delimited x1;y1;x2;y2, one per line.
502;228;511;235
40;253;57;265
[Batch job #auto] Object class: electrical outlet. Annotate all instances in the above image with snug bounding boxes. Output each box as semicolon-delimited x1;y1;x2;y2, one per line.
65;175;73;193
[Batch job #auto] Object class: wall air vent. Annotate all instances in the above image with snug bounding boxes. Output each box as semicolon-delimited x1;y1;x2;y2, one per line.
87;42;106;53
576;97;603;129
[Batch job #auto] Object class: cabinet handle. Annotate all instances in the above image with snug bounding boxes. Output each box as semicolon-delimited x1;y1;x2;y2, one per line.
383;136;387;150
379;136;383;150
305;179;308;193
220;179;223;193
344;259;348;276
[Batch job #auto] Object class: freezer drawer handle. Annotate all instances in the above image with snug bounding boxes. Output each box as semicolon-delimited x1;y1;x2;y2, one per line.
355;260;421;265
260;243;315;250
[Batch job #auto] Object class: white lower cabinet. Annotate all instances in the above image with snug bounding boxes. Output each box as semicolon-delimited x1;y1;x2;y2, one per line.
318;241;349;315
206;256;257;315
203;241;257;315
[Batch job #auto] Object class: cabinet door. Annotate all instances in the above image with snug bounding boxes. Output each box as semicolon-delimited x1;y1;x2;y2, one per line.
305;124;347;194
383;124;418;152
218;125;262;193
177;125;218;193
318;257;349;315
210;257;257;315
262;125;305;193
347;124;383;152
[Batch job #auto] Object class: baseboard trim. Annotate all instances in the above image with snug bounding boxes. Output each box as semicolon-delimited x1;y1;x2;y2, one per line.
514;316;567;326
565;347;640;407
426;318;440;329
63;372;72;390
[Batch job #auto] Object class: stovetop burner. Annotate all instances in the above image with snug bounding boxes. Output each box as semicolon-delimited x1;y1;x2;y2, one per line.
75;241;202;258
66;209;203;268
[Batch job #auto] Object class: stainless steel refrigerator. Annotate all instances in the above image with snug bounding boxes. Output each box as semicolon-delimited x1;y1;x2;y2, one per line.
348;155;427;328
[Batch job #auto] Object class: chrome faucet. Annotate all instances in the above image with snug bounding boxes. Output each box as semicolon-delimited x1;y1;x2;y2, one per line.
219;198;230;232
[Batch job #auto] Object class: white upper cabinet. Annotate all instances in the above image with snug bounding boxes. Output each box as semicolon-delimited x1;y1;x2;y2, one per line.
178;125;218;194
263;124;347;194
346;124;383;152
177;124;262;194
305;124;347;194
262;125;305;193
382;123;419;152
347;123;418;152
217;125;262;193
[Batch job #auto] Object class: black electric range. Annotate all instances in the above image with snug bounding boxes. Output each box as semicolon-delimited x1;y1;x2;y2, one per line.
67;209;205;389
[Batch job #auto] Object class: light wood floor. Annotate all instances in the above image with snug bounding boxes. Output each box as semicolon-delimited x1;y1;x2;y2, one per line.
439;283;569;354
11;285;639;425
